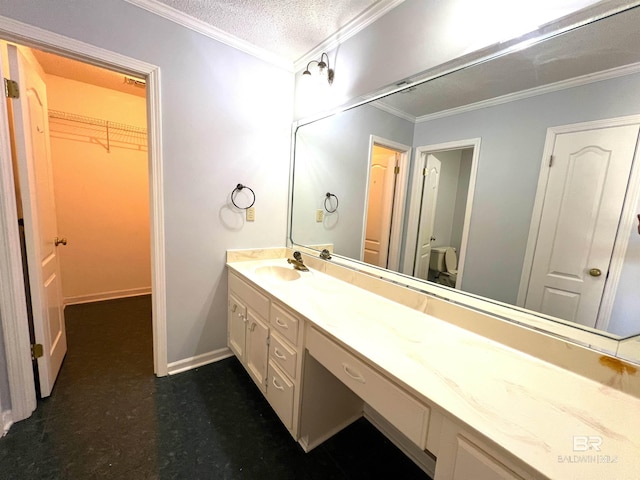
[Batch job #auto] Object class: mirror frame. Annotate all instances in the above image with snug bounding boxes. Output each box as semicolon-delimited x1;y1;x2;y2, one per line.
287;3;640;365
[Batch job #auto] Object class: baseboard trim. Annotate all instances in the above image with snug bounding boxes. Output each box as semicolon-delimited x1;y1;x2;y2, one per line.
64;287;152;306
364;404;436;478
2;410;13;437
167;347;234;375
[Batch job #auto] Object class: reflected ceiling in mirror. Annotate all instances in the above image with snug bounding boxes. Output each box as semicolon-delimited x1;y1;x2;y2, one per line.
290;6;640;347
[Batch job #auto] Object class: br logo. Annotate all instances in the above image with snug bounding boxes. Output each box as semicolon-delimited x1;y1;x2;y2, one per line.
573;435;603;452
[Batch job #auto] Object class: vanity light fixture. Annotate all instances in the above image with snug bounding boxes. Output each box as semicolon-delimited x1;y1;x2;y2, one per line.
302;52;334;85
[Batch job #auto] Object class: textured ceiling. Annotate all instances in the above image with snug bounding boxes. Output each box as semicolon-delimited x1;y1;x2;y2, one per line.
151;0;382;62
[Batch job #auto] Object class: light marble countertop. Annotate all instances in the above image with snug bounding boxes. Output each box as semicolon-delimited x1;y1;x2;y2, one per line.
227;257;640;480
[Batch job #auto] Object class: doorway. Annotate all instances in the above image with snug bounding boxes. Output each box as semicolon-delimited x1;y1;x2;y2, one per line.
5;42;152;397
0;19;166;425
362;136;410;270
403;139;480;288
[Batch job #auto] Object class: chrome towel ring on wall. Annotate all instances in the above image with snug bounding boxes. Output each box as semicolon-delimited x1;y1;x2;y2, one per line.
324;192;339;213
231;184;256;210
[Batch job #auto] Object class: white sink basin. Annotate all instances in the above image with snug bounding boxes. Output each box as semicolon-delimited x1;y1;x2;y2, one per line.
255;265;301;282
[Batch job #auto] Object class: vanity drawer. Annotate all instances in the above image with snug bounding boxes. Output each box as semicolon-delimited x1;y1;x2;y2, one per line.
306;328;429;449
269;333;297;380
267;360;294;430
229;273;269;319
270;303;300;346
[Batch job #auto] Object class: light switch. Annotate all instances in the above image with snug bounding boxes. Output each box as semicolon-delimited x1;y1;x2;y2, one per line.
316;209;323;222
246;207;255;222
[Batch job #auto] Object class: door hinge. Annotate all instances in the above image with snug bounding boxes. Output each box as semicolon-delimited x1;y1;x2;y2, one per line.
394;165;400;175
266;336;270;346
549;155;554;167
422;167;427;176
31;343;43;359
4;78;19;99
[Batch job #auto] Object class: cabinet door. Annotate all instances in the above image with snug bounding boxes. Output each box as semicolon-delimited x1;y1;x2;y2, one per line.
245;311;269;392
228;293;247;360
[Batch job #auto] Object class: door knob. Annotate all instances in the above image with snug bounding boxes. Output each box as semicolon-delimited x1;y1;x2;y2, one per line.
54;237;67;246
589;268;602;277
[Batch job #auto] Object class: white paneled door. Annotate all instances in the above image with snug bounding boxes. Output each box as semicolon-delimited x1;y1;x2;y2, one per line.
8;45;67;396
525;124;639;328
364;149;398;268
414;154;441;280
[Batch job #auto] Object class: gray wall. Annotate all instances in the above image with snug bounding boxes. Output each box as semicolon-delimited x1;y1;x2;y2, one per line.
412;72;640;321
609;193;640;337
0;0;294;365
293;104;414;258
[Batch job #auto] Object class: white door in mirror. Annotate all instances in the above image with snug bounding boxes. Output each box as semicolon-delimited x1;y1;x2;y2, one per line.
525;123;639;328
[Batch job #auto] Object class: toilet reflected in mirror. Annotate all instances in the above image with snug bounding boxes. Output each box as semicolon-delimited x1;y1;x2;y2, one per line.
429;246;458;287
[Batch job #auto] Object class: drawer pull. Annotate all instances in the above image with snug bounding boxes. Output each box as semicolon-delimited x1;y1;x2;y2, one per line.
342;363;366;384
272;377;284;391
275;318;288;329
231;303;237;313
274;348;286;360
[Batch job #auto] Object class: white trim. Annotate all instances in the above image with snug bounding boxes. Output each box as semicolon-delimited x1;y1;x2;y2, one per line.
167;347;234;376
361;136;411;271
63;287;152;306
517;115;640;325
370;99;416;123
402;139;481;290
123;0;293;72
294;0;405;71
415;62;640;124
363;405;436;478
0;15;169;424
1;410;13;437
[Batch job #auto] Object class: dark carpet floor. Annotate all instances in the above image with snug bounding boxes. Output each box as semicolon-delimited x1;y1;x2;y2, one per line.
0;295;431;479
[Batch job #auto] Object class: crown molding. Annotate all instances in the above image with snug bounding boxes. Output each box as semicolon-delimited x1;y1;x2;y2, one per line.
370;99;416;123
293;0;405;71
123;0;294;71
415;61;640;123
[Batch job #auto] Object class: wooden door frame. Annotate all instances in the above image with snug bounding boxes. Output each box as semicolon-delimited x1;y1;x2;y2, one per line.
517;115;640;332
0;15;167;426
361;135;411;271
402;139;480;289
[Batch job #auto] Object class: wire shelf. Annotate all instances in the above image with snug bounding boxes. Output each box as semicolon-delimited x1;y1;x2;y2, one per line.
48;109;147;152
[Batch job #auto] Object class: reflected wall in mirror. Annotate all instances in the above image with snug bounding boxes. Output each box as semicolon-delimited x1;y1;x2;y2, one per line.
291;6;640;343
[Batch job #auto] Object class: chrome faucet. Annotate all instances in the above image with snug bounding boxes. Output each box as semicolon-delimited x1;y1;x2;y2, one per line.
287;251;309;271
320;249;332;260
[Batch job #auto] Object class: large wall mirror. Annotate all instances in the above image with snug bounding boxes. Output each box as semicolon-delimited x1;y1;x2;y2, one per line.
290;5;640;360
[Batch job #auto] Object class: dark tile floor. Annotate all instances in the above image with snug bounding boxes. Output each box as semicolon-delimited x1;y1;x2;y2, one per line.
0;295;431;479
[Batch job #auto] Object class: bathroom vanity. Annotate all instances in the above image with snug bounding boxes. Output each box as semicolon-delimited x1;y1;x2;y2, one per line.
227;249;640;480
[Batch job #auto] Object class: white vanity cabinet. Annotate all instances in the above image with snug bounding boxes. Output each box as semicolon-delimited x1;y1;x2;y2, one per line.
228;272;305;438
228;273;270;392
266;302;305;434
431;415;537;480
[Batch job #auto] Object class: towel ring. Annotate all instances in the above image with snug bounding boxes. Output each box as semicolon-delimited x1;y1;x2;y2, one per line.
324;192;338;213
231;184;255;210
